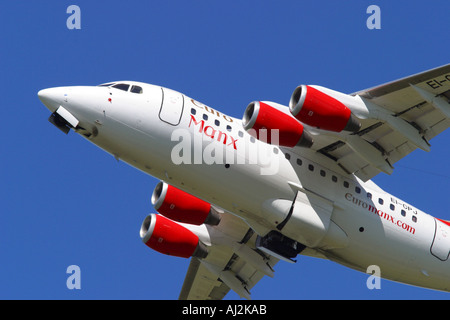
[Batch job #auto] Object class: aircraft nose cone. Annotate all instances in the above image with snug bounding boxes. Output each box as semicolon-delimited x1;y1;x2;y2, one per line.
38;87;66;113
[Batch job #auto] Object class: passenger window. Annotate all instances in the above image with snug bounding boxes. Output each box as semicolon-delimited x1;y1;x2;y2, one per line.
131;85;143;94
390;204;395;211
343;181;349;188
191;108;196;115
355;186;361;194
215;119;220;126
273;148;279;154
308;164;314;172
379;198;384;205
332;175;337;183
297;158;302;166
401;210;406;217
203;114;208;121
226;125;232;132
112;83;130;91
320;170;326;177
238;131;244;137
285;153;291;160
412;216;417;223
367;192;372;199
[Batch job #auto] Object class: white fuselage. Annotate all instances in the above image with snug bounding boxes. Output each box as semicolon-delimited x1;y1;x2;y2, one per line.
38;81;450;292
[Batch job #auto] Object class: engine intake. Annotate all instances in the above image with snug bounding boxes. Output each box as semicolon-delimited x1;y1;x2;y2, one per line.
242;101;313;148
140;214;208;258
152;182;221;226
289;85;361;133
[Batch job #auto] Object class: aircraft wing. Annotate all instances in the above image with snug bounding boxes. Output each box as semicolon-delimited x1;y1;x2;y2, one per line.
178;209;279;300
301;64;450;181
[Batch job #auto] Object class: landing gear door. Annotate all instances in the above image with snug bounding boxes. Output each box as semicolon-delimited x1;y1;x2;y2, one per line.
159;88;184;126
431;219;450;261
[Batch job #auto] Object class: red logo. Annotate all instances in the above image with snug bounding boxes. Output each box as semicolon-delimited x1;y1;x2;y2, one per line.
189;115;238;150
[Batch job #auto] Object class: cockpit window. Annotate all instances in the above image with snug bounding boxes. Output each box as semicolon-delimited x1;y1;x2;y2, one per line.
98;82;143;94
131;85;143;94
112;83;130;91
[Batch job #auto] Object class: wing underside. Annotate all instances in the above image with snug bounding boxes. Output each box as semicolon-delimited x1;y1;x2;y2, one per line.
178;210;279;300
300;64;450;181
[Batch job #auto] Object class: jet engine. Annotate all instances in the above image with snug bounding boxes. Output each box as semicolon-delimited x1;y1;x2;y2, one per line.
289;85;361;133
140;214;208;258
242;101;313;148
152;181;221;226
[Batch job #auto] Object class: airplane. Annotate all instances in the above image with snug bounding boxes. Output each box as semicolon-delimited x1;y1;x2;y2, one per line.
38;64;450;299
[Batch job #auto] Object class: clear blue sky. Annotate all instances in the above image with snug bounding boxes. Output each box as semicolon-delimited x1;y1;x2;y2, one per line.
1;0;449;300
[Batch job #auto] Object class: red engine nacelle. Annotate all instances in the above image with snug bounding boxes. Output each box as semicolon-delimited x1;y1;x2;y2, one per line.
242;101;313;148
289;85;361;133
140;214;208;258
152;182;220;226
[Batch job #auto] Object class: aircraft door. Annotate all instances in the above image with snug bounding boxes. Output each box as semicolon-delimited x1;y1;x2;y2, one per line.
430;218;450;261
159;88;184;126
